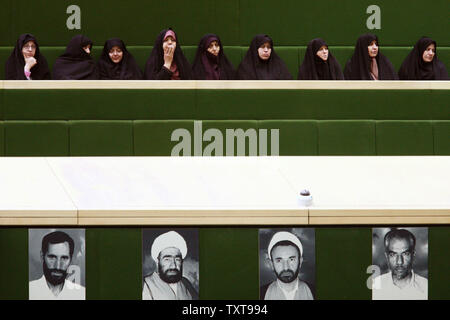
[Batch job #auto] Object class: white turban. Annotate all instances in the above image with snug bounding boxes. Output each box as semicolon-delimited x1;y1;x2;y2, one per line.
267;231;303;260
151;231;187;262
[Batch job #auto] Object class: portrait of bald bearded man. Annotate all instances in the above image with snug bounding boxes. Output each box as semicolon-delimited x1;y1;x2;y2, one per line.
29;229;85;300
372;228;428;300
142;230;199;300
260;229;315;300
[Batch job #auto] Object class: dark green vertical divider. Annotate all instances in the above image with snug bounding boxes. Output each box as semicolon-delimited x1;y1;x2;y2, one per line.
315;228;371;299
86;228;141;300
199;228;259;299
0;228;28;299
429;227;450;299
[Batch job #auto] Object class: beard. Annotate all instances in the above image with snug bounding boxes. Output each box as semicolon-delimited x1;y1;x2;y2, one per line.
276;267;300;284
392;266;411;280
43;262;67;286
158;263;183;284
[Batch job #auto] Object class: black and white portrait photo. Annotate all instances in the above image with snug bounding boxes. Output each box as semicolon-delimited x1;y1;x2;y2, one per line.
142;228;199;300
259;228;315;300
28;229;86;300
372;227;428;300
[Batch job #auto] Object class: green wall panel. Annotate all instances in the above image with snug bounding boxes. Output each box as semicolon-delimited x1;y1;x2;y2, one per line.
199;228;259;300
0;228;28;300
3;0;239;47
4;121;69;156
431;90;450;122
318;120;376;155
239;0;450;46
315;228;371;300
195;90;439;121
2;1;449;47
196;90;316;120
134;120;195;156
258;120;318;155
376;120;434;155
86;228;141;299
3;90;197;120
433;121;450;155
201;120;258;156
0;0;12;45
69;120;133;156
429;227;450;300
437;48;450;75
0;122;4;156
0;47;12;81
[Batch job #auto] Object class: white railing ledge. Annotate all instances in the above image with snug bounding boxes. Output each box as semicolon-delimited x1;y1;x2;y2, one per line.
1;80;449;90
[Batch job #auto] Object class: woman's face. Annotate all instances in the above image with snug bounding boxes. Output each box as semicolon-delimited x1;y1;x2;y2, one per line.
163;36;176;51
316;45;329;61
368;40;378;58
83;44;91;54
258;42;272;60
22;40;36;59
207;40;220;57
422;43;435;63
109;45;123;64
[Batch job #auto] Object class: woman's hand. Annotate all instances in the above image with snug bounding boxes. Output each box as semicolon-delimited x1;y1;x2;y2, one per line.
24;56;37;71
163;45;175;70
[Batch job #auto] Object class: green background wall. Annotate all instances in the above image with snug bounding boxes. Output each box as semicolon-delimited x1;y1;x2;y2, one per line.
1;226;448;300
1;0;449;46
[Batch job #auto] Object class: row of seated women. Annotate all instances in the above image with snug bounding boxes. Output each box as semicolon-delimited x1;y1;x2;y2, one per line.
5;30;449;81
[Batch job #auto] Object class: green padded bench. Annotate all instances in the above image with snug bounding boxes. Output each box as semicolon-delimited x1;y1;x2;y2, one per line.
69;120;134;156
4;120;68;156
318;120;376;155
0;120;449;156
376;120;434;155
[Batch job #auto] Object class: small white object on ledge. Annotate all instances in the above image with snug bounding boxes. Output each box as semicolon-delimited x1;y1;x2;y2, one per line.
298;189;313;207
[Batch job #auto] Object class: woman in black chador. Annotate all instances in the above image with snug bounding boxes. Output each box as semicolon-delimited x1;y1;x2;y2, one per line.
144;29;192;80
97;38;143;80
344;33;398;80
237;34;292;80
52;34;99;80
5;33;51;80
398;37;449;80
192;34;235;80
298;38;344;80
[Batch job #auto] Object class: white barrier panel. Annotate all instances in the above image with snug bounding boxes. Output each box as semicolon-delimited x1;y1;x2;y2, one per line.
0;156;449;225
